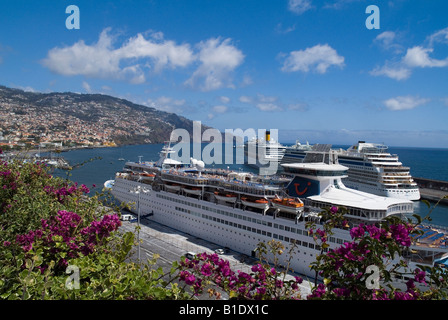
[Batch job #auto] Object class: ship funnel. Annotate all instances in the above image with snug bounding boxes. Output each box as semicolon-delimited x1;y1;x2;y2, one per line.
266;130;270;142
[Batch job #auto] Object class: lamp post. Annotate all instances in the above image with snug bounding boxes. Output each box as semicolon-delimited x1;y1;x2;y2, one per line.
129;185;149;261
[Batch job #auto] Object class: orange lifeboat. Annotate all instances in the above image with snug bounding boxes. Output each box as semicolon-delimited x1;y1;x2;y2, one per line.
271;197;304;214
241;196;269;209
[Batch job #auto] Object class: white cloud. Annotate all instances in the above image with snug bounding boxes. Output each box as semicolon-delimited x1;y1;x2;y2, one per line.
212;105;228;113
42;28;194;84
119;32;195;71
375;31;395;45
441;97;448;107
275;23;296;34
218;96;230;104
239;95;253;104
288;0;313;15
371;27;448;81
287;102;309;111
281;44;345;74
256;102;282;112
146;96;187;113
403;46;448;68
239;94;307;112
369;64;411;81
323;0;363;10
253;94;283;111
383;95;430;111
82;81;92;93
240;74;253;87
185;37;245;91
42;29;245;91
373;31;403;53
428;27;448;47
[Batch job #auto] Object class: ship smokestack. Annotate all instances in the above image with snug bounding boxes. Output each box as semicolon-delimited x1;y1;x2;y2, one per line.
266;130;270;142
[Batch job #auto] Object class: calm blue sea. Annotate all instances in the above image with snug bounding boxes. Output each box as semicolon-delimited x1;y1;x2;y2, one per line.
50;143;448;228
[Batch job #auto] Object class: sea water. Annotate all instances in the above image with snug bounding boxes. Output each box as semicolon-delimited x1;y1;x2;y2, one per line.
50;143;448;227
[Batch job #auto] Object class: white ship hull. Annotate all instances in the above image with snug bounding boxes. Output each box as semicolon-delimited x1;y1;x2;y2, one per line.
109;139;444;288
342;180;421;201
111;177;347;279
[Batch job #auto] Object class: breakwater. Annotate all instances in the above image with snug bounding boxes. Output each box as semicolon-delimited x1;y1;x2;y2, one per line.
414;177;448;205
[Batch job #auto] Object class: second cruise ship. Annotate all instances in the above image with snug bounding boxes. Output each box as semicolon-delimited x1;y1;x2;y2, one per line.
281;141;420;201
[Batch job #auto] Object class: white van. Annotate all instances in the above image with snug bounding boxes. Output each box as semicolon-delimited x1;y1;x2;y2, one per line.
185;252;196;260
120;214;133;221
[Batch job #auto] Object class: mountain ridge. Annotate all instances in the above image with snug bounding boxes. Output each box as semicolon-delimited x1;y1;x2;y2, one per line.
0;85;209;147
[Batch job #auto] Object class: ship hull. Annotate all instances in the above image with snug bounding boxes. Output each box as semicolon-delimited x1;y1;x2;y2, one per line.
111;177;347;279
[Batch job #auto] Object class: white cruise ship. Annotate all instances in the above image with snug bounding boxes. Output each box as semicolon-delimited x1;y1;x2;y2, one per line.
281;141;421;201
333;141;420;201
278;140;312;165
106;140;448;281
244;130;286;175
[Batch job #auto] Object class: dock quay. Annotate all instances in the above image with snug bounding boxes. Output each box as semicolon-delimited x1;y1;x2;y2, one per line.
0;152;72;170
414;177;448;205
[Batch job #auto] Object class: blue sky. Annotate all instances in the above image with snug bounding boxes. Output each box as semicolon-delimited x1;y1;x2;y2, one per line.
1;0;447;147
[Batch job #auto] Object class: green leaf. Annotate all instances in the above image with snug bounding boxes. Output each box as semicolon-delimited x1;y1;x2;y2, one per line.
421;199;431;209
412;214;422;225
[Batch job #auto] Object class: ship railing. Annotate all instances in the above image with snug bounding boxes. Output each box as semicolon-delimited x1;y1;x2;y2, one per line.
219;182;281;197
161;172;208;186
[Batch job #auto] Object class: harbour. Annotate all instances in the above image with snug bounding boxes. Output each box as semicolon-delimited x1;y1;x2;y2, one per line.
2;0;447;303
44;142;448;226
414;177;448;205
101;140;448;282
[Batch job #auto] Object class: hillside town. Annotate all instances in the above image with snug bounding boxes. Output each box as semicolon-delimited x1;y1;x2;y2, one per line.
0;86;187;151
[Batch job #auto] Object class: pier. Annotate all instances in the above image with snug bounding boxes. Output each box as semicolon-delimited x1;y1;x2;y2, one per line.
414;177;448;205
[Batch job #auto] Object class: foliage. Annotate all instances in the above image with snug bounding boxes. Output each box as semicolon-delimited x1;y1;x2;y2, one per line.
174;241;304;300
0;154;188;300
305;205;448;300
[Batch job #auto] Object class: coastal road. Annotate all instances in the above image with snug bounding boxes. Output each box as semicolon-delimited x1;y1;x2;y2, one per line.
118;215;313;299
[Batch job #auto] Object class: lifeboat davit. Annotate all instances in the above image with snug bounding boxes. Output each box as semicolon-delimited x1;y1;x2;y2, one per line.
214;191;237;203
183;186;202;195
165;183;181;192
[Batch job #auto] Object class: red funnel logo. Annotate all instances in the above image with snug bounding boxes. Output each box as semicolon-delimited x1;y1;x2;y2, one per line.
294;181;312;196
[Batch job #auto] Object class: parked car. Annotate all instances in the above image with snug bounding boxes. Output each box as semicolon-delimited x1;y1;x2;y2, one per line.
185;252;196;260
